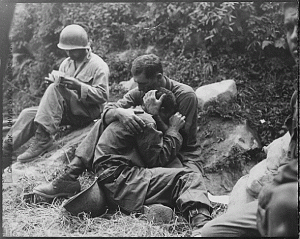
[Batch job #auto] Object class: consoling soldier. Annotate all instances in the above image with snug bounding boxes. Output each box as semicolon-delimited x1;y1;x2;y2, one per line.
34;54;213;231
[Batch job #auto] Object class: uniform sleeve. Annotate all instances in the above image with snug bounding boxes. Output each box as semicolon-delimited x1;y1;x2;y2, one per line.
135;124;183;168
80;66;110;105
258;159;298;209
178;92;198;150
105;89;142;110
101;89;143;126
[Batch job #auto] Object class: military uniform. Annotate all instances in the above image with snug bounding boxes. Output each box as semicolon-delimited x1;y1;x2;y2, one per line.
4;49;109;152
76;76;199;171
92;110;211;214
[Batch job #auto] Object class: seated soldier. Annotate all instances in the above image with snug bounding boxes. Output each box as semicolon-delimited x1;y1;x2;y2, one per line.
34;88;213;231
200;2;298;237
2;24;109;167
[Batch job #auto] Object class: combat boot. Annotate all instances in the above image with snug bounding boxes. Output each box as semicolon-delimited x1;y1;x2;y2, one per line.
17;125;53;163
33;157;84;198
189;206;212;237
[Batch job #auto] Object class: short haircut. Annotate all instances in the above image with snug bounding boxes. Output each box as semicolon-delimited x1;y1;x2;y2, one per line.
131;54;163;79
155;87;177;116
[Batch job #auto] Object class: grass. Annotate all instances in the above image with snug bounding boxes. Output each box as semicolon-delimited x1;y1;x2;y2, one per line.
2;168;227;237
3;196;191;237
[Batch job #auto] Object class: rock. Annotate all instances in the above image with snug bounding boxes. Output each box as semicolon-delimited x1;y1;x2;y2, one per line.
119;77;137;91
2;122;95;189
201;118;261;170
195;80;237;110
198;117;261;195
143;204;175;225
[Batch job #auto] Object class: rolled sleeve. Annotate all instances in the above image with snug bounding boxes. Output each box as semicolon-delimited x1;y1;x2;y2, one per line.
81;83;89;100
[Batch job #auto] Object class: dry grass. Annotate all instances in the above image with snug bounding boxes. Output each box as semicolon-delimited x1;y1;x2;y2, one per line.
3;170;201;237
3;196;191;237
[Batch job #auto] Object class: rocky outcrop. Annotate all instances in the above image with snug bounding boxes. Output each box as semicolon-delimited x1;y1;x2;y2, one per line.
198;117;261;194
195;79;237;110
2;123;95;190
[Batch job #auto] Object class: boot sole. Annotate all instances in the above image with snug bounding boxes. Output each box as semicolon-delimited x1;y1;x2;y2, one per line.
33;189;78;199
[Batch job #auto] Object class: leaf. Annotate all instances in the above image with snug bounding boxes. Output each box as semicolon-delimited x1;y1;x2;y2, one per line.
262;40;273;49
205;35;214;41
274;38;286;49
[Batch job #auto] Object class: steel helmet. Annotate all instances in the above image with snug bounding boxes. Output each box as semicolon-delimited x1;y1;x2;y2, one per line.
62;179;107;217
57;24;89;50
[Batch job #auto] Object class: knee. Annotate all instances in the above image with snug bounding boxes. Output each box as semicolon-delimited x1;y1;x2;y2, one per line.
19;107;38;118
44;82;57;92
201;217;225;237
201;213;231;237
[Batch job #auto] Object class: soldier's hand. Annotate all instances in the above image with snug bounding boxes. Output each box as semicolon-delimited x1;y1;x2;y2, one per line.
116;108;146;134
60;76;82;91
143;90;165;116
169;112;185;131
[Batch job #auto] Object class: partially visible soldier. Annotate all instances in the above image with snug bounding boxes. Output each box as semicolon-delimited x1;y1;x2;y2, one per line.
2;24;109;168
200;1;298;237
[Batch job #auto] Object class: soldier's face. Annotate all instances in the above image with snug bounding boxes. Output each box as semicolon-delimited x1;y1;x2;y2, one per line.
284;6;298;63
66;49;87;61
134;72;161;93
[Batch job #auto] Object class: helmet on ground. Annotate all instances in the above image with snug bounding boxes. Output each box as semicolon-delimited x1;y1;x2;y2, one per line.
57;24;89;50
62;179;107;217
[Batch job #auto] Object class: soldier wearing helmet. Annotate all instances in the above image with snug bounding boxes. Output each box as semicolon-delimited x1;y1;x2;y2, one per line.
2;24;110;166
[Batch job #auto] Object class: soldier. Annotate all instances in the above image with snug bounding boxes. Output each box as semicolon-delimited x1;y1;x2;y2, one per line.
35;88;212;229
200;2;298;237
34;54;213;230
2;24;109;167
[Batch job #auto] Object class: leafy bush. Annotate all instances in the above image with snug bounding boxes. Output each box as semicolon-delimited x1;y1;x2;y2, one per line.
4;2;296;145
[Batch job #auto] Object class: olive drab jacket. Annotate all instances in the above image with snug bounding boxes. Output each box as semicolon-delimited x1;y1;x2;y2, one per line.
76;76;199;170
93;109;183;180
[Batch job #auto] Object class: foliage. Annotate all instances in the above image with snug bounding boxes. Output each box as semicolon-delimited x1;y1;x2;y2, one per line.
4;3;65;116
4;2;296;146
